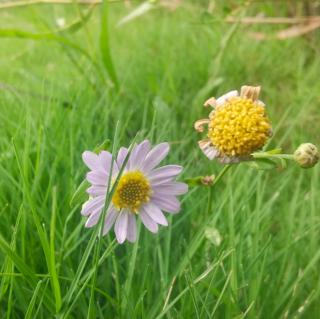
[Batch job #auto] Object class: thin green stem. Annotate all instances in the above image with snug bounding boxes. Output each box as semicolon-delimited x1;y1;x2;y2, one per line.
212;164;232;187
252;153;294;160
206;187;213;215
206;164;232;214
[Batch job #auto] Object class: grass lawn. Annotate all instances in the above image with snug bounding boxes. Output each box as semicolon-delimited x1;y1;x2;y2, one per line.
0;1;319;318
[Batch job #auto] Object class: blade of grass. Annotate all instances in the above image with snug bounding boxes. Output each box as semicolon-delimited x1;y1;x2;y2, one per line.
62;131;139;315
62;239;118;318
12;137;59;313
100;0;118;88
154;250;233;319
25;280;44;319
0;29;104;84
121;222;141;311
0;205;23;299
87;126;140;317
0;234;55;312
49;186;62;312
210;271;232;317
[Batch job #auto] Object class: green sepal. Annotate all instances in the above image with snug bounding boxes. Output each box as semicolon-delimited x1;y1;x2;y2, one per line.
184;177;204;187
265;148;282;155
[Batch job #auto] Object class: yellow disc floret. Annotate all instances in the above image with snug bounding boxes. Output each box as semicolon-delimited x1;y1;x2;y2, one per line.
208;97;271;157
112;171;151;213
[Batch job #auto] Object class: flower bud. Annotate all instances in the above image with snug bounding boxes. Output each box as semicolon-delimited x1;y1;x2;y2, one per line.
293;143;319;168
201;175;215;186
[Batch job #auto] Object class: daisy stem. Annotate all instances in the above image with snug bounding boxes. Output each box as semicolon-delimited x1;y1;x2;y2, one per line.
212;164;232;187
206;165;232;214
252;152;295;160
207;187;213;215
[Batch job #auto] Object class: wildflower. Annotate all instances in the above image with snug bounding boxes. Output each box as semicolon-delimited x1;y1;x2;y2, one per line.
293;143;319;168
194;85;272;163
81;140;188;243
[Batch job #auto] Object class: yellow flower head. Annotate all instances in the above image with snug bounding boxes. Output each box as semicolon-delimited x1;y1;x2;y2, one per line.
194;85;272;163
112;171;152;213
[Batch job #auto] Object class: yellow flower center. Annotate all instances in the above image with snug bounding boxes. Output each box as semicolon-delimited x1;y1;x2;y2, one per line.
208;97;271;157
112;171;151;213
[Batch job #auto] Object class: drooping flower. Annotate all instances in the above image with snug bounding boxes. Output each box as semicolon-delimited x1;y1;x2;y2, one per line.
81;140;188;243
194;85;272;163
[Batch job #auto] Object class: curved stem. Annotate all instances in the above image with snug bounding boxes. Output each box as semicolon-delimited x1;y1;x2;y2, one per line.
212;164;232;186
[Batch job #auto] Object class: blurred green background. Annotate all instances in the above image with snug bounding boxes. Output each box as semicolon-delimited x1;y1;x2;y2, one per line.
0;1;319;318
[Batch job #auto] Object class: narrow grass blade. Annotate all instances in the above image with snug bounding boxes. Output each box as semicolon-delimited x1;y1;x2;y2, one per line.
100;0;118;87
87;127;140;317
49;187;62;312
117;1;156;27
153;250;233;319
0;234;55;312
62;240;117;318
12;139;58;313
0;205;23;298
25;280;44;319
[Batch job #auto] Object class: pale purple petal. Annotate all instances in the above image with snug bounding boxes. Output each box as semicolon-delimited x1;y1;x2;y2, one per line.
141;143;170;172
110;159;119;176
140;207;159;233
86;185;107;196
114;211;128;243
129;140;151;170
143;202;168;226
149;165;182;185
81;196;105;216
151;195;180;214
149;165;182;179
85;204;105;228
102;208;118;236
153;182;188;195
117;147;128;169
126;213;137;242
86;171;108;186
150;177;174;186
82;151;100;171
99;151;112;173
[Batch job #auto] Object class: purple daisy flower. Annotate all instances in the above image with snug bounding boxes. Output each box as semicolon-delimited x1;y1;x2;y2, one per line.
81;140;188;244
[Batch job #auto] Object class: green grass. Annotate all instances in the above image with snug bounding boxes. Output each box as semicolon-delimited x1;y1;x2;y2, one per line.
0;1;320;318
